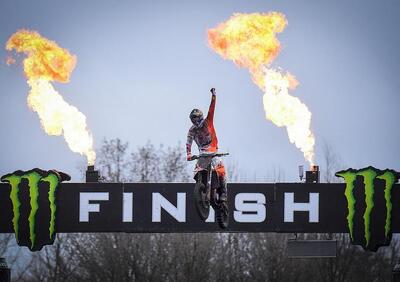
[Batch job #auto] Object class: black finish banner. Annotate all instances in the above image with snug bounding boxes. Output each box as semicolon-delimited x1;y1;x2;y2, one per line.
0;167;399;251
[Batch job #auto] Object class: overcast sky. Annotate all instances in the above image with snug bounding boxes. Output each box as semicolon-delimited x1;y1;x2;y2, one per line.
0;0;399;181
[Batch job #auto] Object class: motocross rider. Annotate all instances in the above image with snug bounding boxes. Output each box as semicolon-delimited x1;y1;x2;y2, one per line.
186;88;227;202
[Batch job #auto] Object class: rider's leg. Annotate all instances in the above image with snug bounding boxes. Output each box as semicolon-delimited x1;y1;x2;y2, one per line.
219;178;228;202
215;163;227;202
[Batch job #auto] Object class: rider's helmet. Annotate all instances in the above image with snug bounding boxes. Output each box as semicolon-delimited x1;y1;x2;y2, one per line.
190;109;203;126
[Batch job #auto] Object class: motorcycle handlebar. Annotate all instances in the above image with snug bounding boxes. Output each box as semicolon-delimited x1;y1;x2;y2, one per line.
189;152;229;161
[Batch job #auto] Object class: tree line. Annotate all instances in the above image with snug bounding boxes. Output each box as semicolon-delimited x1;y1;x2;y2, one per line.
1;139;398;281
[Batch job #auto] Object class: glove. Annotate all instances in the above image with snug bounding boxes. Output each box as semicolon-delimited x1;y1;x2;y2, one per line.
210;88;216;95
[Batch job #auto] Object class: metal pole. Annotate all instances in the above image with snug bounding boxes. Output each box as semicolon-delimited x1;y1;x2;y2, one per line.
0;257;10;282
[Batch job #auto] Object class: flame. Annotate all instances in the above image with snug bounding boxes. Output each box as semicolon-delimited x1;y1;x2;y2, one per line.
208;12;315;165
6;30;96;165
263;68;315;164
208;12;286;90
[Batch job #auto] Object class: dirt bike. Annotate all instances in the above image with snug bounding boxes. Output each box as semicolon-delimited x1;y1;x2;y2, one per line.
189;152;229;229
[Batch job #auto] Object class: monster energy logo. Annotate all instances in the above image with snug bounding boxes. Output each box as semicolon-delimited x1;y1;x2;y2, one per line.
336;167;399;251
1;169;68;251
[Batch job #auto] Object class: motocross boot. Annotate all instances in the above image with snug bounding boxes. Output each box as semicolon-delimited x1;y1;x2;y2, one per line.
218;178;228;202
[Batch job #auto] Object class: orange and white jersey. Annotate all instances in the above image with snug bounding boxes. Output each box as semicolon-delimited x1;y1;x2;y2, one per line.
186;94;218;154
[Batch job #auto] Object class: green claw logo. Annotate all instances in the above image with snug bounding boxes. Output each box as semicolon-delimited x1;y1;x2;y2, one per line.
1;169;70;251
336;167;399;251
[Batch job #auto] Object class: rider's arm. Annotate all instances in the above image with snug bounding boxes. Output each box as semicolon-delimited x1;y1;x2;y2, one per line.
206;91;216;123
186;130;194;160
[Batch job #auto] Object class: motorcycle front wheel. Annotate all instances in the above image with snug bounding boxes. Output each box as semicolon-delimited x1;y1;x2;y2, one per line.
193;181;210;221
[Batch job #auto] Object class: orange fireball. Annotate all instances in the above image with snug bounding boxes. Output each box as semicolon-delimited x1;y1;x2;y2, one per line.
208;12;315;165
6;30;96;165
